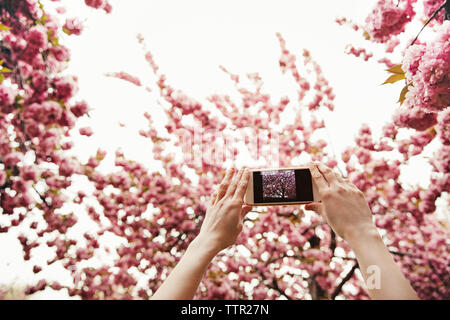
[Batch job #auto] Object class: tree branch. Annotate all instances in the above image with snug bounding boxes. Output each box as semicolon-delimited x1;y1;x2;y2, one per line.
271;277;293;300
446;0;450;20
254;268;294;300
330;262;359;300
411;1;447;46
32;185;51;209
330;229;337;257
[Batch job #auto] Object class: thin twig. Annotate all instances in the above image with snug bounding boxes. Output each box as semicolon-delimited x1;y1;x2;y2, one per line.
331;262;359;300
410;1;446;46
271;277;293;300
446;0;450;20
32;185;51;209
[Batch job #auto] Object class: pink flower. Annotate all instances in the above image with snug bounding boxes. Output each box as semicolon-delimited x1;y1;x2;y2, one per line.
4;152;23;167
364;0;416;43
64;18;83;36
53;76;78;102
79;127;94;136
59;158;77;177
431;146;450;173
56;7;66;14
402;44;426;82
31;70;48;92
393;105;437;131
103;1;113;13
423;0;445;25
85;0;106;9
26;25;48;50
106;72;142;87
70;101;90;117
58;109;76;128
0;85;16;113
382;123;398;139
20;166;38;182
345;45;373;61
50;282;63;290
22;101;63;125
385;37;400;53
50;46;70;62
402;21;450;112
436;108;450;145
33;265;42;273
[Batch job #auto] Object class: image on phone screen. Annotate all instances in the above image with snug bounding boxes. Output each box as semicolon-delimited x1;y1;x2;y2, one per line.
253;168;313;203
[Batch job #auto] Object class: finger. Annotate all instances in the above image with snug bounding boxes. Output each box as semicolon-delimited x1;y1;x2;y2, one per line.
240;205;253;219
316;163;338;185
343;177;351;185
210;191;218;205
308;163;328;191
233;168;250;200
305;203;322;214
217;168;235;201
334;172;345;184
226;167;245;197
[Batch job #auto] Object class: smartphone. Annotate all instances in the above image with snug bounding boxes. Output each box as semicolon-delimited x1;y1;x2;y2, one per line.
244;167;320;206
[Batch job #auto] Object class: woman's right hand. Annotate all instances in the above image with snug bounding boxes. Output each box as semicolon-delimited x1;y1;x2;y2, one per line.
305;162;376;242
305;162;419;300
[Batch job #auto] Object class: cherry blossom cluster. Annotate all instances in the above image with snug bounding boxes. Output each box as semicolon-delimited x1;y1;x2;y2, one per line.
344;45;374;61
423;0;446;25
0;0;111;298
364;0;417;43
401;21;449;116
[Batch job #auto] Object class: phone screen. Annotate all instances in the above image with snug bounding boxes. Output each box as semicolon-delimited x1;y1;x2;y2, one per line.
253;168;313;203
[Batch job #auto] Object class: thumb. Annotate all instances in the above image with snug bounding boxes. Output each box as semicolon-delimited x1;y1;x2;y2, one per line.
305;202;323;214
240;205;253;218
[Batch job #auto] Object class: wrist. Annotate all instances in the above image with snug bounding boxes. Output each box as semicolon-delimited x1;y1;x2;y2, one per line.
189;234;221;259
342;223;381;246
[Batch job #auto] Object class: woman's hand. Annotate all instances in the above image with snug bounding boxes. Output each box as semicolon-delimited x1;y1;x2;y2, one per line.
151;167;252;300
196;167;252;254
306;162;419;300
305;162;376;241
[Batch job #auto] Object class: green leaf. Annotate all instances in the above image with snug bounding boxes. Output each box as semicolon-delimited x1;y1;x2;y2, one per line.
62;27;71;35
0;74;4;83
0;67;12;73
0;23;11;31
386;64;405;75
382;73;405;85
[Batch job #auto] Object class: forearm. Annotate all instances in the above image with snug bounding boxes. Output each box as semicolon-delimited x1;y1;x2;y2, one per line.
150;237;218;300
346;226;419;300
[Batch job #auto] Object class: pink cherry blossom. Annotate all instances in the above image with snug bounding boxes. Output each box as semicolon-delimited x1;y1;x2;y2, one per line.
64;18;83;36
364;0;416;43
79;127;94;136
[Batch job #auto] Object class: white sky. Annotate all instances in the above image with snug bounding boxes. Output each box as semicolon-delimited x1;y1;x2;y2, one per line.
1;0;447;299
65;0;400;167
